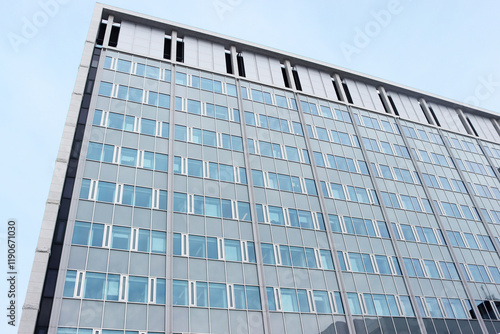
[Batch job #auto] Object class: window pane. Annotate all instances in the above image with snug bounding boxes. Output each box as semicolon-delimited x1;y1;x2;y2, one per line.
225;239;241;261
281;289;299;312
72;221;90;245
209;283;227;308
151;231;166;254
84;272;106;299
106;274;120;301
172;280;188;306
111;226;130;250
97;181;115;202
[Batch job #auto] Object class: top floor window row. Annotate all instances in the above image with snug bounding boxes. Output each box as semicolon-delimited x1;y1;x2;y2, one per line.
301;100;352;124
98;82;170;108
175;72;237;97
104;56;171;82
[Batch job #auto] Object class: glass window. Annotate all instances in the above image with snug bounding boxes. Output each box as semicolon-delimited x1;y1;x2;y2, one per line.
376;255;391;274
84;272;106;299
268;206;284;225
261;243;275;264
105;274;120;301
173;280;188;306
373;294;390;316
128;276;148;303
63;271;77;297
267;287;276;311
209;283;227;308
72;221;90;245
151;231;166;254
225;239;241;261
173;192;187;213
111;226;130;250
424;260;440;278
347;293;362;315
425;297;443;317
290;247;307;267
90;223;104;247
135;187;152;208
189;235;206;258
281;289;299;312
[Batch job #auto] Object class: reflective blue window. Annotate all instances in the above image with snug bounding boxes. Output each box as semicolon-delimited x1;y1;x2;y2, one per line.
209;283;227;308
72;221;90;245
172;280;188;306
111;226;130;250
84;272;106;299
261;243;275;264
151;231;166;254
281;289;299;312
63;271;76;297
106;274;120;301
225;239;241;261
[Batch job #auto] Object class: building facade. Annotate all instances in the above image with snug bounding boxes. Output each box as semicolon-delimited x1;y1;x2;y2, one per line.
20;4;500;334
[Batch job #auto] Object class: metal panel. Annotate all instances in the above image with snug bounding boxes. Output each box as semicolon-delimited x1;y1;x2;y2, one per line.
183;35;198;67
255;54;273;85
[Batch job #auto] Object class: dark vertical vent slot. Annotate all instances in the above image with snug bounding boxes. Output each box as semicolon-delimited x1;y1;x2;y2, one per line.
428;106;441;127
378;91;390;114
163;36;172;60
342;80;353;104
237;53;246;77
388;95;400;116
34;47;102;334
176;38;184;62
466;117;479;136
108;23;120;47
419;102;433;124
292;67;302;91
225;50;233;74
175;38;184;63
96;21;107;46
332;79;341;101
281;65;290;88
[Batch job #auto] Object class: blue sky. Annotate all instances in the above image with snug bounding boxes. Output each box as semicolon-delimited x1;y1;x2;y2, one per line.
1;1;499;332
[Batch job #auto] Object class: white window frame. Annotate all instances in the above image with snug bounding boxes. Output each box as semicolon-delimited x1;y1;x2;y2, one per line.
189;281;196;306
130;228;139;251
274;244;282;265
217;237;225;260
103;224;112;248
307;289;316;313
114;184;124;204
119;274;128;301
274;287;282;311
231;200;239;220
227;284;235;309
148;277;156;304
152;189;161;209
74;270;85;298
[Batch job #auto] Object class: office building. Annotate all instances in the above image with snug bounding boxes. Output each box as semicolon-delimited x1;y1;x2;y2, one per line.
20;4;500;334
